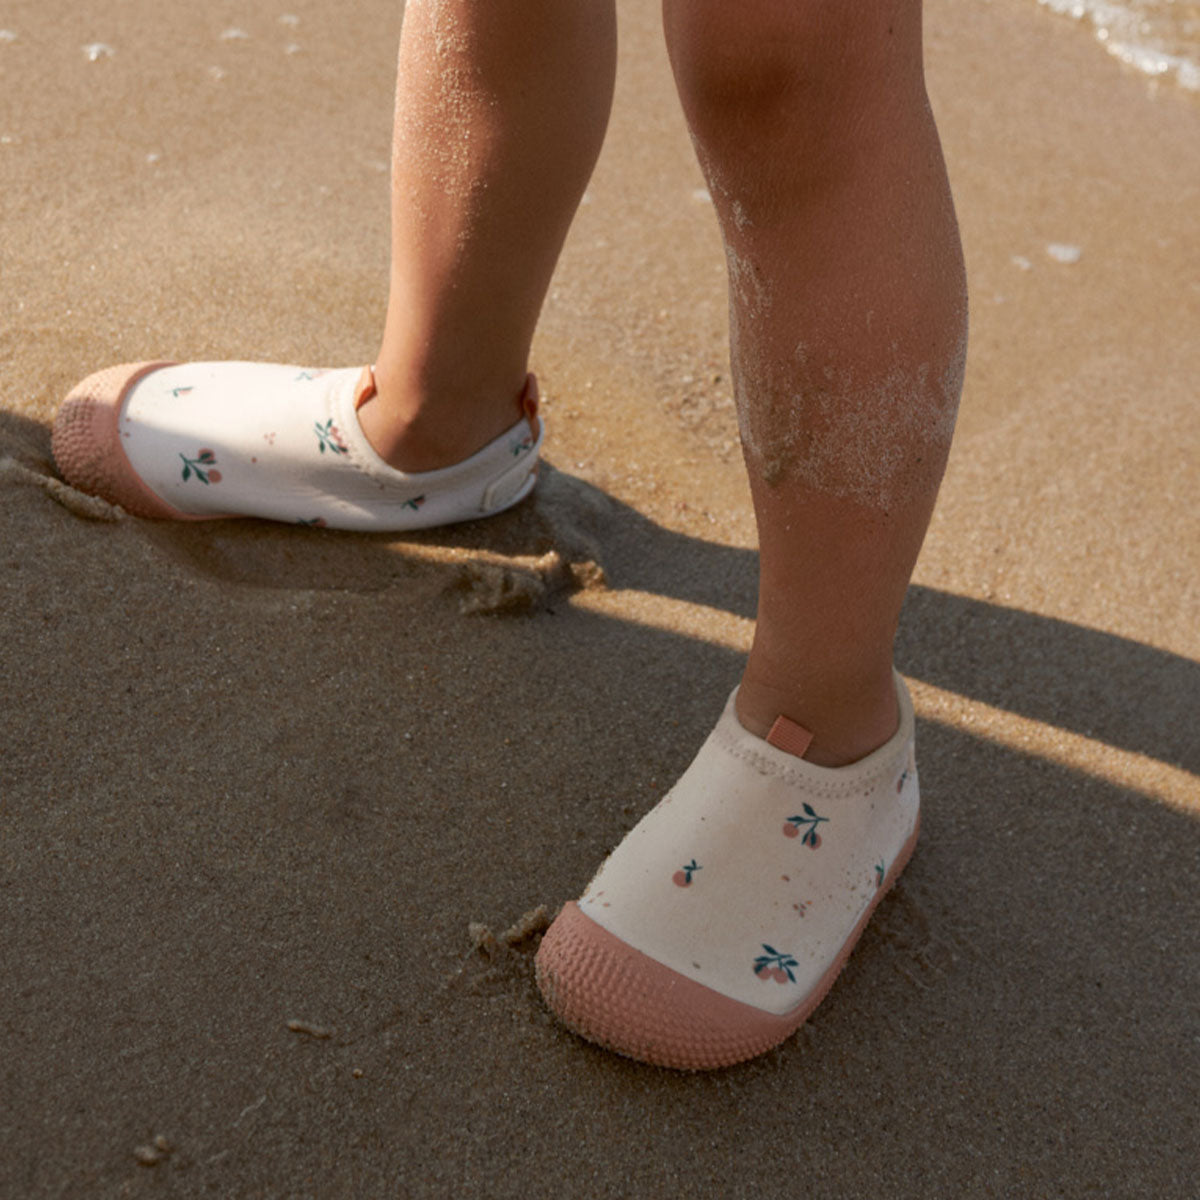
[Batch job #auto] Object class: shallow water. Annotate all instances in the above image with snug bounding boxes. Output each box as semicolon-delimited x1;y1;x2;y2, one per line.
1031;0;1200;90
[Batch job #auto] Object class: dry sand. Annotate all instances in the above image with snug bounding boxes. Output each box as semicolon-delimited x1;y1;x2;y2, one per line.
1;1;1197;1196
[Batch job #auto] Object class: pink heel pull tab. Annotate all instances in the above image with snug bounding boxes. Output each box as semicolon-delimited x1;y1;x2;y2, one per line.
521;373;540;441
766;714;814;760
353;365;377;411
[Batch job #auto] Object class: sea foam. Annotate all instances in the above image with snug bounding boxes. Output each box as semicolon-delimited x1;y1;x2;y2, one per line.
1036;0;1200;92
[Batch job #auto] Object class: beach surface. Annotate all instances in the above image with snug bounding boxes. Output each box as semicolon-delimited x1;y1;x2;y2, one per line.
1;2;1197;1196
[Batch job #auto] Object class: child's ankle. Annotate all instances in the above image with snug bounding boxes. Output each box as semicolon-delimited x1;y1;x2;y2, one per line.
734;667;899;768
360;361;530;473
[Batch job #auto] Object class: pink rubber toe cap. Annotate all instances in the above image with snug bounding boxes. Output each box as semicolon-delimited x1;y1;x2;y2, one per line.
536;902;804;1070
536;816;919;1071
52;361;189;519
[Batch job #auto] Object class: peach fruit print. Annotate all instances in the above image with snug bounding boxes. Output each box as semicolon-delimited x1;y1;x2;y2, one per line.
672;860;701;887
753;945;799;984
179;448;220;484
783;803;827;848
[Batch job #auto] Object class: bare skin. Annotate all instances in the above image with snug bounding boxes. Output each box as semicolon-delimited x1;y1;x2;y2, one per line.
664;0;968;765
364;0;967;767
358;0;616;472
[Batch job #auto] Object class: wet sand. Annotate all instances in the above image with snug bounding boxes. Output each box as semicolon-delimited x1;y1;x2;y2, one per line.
1;1;1197;1196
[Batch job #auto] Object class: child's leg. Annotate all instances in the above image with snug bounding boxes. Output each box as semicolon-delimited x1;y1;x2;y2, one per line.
536;0;967;1068
362;0;618;471
53;1;616;527
670;0;967;768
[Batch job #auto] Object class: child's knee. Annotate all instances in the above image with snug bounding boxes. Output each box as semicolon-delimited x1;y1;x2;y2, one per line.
666;0;922;143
